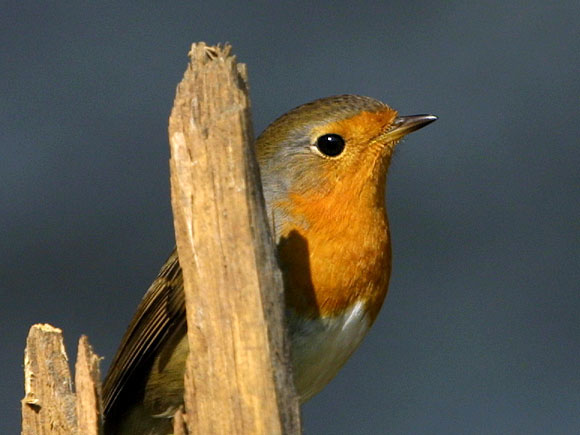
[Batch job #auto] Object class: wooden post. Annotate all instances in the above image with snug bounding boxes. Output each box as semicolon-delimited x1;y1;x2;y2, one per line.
168;43;301;434
21;325;102;435
22;325;77;435
74;336;102;435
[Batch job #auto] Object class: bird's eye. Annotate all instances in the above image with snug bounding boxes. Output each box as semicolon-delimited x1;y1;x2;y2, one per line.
315;134;345;157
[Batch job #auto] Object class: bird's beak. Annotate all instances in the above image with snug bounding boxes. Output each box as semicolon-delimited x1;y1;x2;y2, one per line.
381;114;438;142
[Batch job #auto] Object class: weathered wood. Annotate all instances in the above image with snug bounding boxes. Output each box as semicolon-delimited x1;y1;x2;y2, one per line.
21;326;104;435
168;42;301;434
74;336;102;435
21;324;77;435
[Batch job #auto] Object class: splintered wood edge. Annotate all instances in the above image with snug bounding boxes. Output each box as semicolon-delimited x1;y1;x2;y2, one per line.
170;41;250;142
75;335;103;435
22;324;77;434
188;42;232;63
187;42;248;86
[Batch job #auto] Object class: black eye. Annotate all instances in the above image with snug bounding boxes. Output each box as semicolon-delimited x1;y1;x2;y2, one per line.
315;134;345;157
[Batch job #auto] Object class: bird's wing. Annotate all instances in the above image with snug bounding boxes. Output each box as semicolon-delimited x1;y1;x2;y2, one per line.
102;249;186;415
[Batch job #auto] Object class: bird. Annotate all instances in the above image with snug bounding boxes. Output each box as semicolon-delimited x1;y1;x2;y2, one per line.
102;94;437;434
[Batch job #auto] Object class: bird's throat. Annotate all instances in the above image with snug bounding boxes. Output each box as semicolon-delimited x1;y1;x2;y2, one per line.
276;180;392;321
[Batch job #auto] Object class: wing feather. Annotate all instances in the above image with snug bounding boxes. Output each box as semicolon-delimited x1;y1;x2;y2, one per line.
102;249;185;415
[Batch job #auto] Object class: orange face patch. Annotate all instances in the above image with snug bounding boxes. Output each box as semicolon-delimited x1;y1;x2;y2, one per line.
310;108;398;153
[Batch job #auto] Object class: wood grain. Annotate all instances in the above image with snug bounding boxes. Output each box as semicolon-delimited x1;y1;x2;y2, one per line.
75;336;102;435
21;324;77;435
168;42;300;434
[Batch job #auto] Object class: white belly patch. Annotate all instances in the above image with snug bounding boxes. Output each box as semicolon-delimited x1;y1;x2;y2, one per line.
288;301;371;402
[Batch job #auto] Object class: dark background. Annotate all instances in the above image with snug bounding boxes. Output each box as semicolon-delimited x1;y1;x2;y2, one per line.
2;2;579;433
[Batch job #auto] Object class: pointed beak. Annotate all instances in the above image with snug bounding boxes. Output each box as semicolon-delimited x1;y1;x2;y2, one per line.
382;114;438;142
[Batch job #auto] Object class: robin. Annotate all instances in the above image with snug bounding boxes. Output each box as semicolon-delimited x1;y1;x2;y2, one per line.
103;94;437;434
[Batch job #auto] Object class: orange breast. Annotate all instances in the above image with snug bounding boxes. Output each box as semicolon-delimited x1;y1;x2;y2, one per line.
277;170;392;322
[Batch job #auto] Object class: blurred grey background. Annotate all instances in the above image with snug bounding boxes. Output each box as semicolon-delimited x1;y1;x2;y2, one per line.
2;1;579;433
